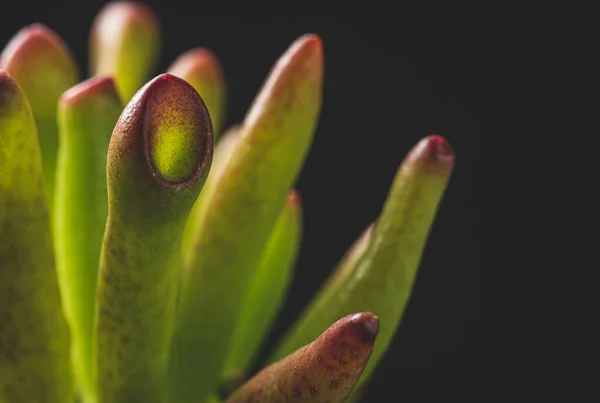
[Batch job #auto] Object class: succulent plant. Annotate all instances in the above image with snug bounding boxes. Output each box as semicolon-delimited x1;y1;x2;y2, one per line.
0;2;455;403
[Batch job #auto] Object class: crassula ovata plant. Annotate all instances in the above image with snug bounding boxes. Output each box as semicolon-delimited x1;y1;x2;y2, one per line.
0;1;455;402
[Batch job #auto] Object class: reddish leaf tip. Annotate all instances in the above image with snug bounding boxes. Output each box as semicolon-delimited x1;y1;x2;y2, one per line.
287;33;323;66
94;1;160;29
0;69;21;108
349;312;380;343
60;75;119;106
170;47;221;71
244;33;323;129
0;23;70;68
110;73;213;186
427;134;454;158
168;47;225;90
288;189;302;206
296;33;323;52
407;134;455;174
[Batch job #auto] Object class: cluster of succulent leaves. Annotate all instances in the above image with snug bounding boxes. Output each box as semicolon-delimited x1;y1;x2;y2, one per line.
0;1;455;403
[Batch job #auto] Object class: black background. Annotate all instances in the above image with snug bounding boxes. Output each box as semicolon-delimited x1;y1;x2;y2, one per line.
2;1;495;401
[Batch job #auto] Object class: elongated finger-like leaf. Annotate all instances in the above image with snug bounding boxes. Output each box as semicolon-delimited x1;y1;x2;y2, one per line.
89;1;161;103
93;74;213;403
223;190;303;379
269;135;455;395
225;312;379;403
0;24;79;215
54;76;123;403
168;48;226;138
0;70;72;403
169;34;323;403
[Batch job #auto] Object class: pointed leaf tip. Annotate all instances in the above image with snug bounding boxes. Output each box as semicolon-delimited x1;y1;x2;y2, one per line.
1;23;67;66
91;0;160;44
349;312;380;343
90;0;161;101
95;0;160;25
0;69;20;106
60;75;120;106
168;48;223;78
244;33;323;128
168;47;226;136
288;189;302;206
109;73;213;186
428;134;454;156
0;22;78;116
408;134;455;174
1;22;79;213
291;33;323;55
226;312;378;403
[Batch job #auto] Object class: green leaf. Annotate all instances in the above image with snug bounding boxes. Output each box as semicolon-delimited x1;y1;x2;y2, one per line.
225;313;379;403
168;34;323;403
93;74;213;403
317;223;373;298
223;190;303;379
0;70;73;403
207;395;222;403
269;135;455;395
0;24;80;216
168;48;227;139
89;1;161;103
180;124;241;264
54;76;123;403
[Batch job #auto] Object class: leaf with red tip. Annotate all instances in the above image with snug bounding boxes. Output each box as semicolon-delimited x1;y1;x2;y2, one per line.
168;48;227;138
0;23;80;214
169;34;323;403
270;135;455;396
54;76;123;403
0;70;73;403
89;1;161;102
93;74;213;403
225;313;379;403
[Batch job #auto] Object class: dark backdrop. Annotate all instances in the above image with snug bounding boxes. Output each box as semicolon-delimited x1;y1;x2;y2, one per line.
3;1;488;401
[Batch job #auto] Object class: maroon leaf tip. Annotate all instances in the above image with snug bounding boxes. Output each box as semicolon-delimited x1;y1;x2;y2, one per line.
109;73;213;187
407;134;455;174
348;312;380;343
0;23;69;68
288;189;302;206
0;70;23;110
60;75;119;105
428;134;454;158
